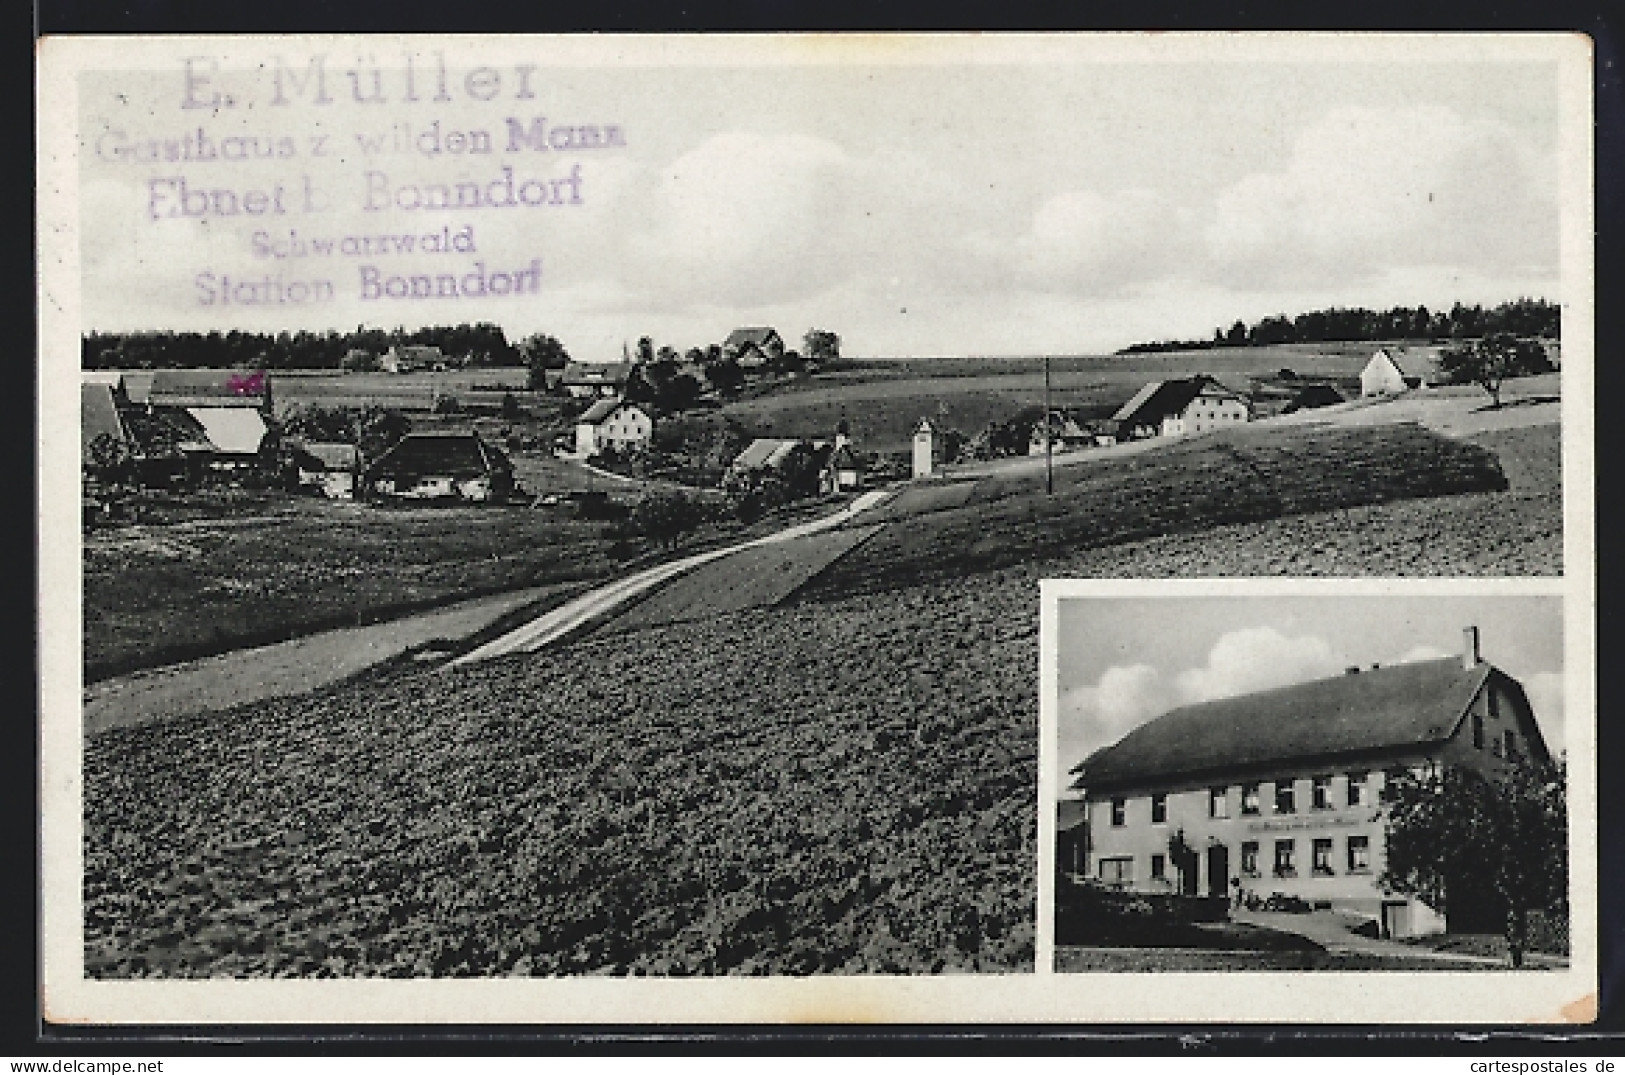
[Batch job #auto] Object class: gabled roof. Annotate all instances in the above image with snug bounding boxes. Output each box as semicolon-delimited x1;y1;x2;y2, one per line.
725;327;781;349
1111;375;1240;428
826;444;863;470
731;438;804;471
81;383;129;456
1370;348;1433;380
366;432;512;480
1072;658;1494;792
185;407;269;455
578;398;650;425
560;361;633;386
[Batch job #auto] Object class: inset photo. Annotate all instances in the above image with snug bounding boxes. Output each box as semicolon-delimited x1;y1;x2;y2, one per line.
1048;590;1570;974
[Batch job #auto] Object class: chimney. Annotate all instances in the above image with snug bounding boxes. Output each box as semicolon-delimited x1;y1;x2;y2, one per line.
1462;626;1480;670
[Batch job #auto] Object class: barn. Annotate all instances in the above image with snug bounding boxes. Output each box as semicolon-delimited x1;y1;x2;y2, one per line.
1110;375;1250;441
1360;348;1434;397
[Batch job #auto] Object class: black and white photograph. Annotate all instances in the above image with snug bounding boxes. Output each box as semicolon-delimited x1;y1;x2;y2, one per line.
1050;592;1570;974
38;33;1593;1024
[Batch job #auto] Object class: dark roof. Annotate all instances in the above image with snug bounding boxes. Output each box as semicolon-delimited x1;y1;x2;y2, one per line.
366;432;512;480
725;327;781;349
1111;375;1237;428
560;361;633;386
1290;384;1346;408
826;444;863;470
81;384;129;456
578;398;646;424
1073;658;1492;792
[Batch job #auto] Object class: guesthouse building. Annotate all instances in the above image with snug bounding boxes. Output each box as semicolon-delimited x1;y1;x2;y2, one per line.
1070;628;1553;939
574;398;654;457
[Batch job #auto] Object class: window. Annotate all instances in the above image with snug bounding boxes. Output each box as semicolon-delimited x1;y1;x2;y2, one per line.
1241;783;1261;816
1488;690;1500;719
1491;733;1504;759
1099;857;1133;886
1472;713;1485;749
1347;835;1371;872
1273;839;1296;877
1240;841;1260;877
1151;794;1168;824
1505;730;1519;759
1312;775;1333;810
1274;780;1297;814
1151;854;1166;881
1209;786;1228;819
1110;798;1126;827
1313;838;1335;875
1347;771;1369;807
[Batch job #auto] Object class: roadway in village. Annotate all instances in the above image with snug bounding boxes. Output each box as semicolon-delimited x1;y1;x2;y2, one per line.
82;488;893;734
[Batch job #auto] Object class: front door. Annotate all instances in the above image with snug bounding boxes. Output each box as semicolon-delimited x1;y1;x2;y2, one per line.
1206;844;1229;898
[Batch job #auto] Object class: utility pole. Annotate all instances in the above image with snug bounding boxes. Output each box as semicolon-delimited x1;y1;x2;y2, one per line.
1043;354;1054;496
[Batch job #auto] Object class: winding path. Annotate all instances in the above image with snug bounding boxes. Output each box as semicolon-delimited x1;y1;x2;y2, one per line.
449;489;893;665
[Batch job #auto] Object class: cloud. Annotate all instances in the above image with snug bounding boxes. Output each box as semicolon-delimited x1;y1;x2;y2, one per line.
1061;627;1342;777
1204;105;1557;290
1522;671;1566;757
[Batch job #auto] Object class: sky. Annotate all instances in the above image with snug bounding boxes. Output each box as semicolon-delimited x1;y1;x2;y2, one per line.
1054;595;1567;788
73;39;1565;360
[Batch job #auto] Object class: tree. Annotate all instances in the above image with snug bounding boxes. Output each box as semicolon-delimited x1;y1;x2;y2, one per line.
1436;333;1553;408
518;333;571;391
803;329;841;365
86;433;131;488
704;357;745;399
1381;762;1566;967
630;490;709;549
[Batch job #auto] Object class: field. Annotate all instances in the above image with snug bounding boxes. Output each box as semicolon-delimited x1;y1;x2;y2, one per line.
598;524;884;633
83;500;622;681
84;567;1038;977
270;368;534;416
807;422;1510;596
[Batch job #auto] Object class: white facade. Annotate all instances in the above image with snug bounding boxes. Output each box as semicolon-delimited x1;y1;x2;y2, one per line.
1361;349;1428;397
575;402;653;457
912;419;934;479
1160;387;1251;437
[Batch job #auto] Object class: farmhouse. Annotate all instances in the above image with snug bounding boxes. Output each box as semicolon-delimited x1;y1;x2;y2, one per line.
1070;628;1552;939
107;369;275;464
723;327;785;369
560;361;634;399
365;431;514;502
380;344;444;373
574;398;654;457
1028;411;1092;456
292;441;361;499
1110;375;1250;441
1361;348;1434;397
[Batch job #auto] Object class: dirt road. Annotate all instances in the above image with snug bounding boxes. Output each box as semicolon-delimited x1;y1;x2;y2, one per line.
450;489;893;663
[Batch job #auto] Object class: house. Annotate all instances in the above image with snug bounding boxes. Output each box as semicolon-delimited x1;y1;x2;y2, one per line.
723;327;785;369
1028;411;1092;456
1361;348;1433;397
820;444;865;495
574;398;654;457
119;369;274;464
559;361;635;399
728;438;809;476
1070;627;1553;939
1284;383;1347;413
292;441;361;499
380;345;443;374
1110;375;1251;441
365;431;514;502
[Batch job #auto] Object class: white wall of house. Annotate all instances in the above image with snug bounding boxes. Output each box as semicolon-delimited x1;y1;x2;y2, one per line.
1162;392;1250;437
1361;352;1421;397
575;405;652;457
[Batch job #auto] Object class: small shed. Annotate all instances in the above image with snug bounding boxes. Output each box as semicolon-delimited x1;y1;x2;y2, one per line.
294;441;362;499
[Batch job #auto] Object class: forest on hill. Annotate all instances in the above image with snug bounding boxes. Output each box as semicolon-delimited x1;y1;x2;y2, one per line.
1120;298;1559;354
81;323;528;371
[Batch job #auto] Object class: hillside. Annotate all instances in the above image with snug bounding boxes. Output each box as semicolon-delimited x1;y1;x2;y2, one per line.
720;343;1384;452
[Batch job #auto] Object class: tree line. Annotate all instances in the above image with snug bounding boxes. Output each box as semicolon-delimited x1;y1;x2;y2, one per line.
1120;298;1559;354
82;324;528;370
